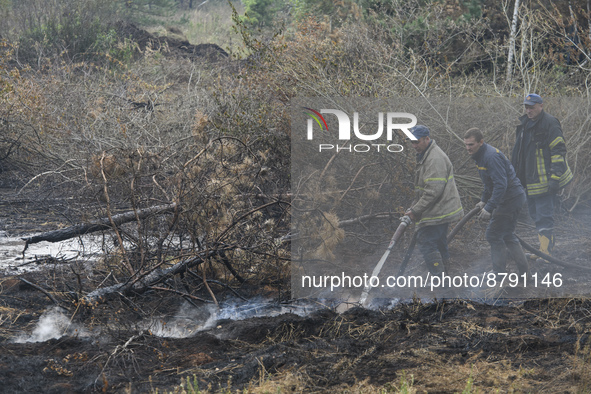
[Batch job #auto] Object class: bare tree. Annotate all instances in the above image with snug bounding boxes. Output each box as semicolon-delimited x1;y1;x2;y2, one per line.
506;0;521;82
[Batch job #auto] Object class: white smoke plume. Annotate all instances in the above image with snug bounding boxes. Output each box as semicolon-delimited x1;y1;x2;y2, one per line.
146;298;324;338
13;306;88;343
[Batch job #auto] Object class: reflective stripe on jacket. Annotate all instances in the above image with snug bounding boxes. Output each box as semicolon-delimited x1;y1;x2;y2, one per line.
511;111;573;196
412;140;464;228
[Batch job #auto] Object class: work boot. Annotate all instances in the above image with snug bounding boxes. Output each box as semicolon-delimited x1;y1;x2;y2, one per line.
538;232;555;257
506;242;529;276
425;251;444;276
424;252;451;295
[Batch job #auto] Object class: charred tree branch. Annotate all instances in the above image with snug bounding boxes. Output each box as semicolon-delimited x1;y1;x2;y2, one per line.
216;249;246;283
21;203;177;251
81;250;215;304
101;152;134;275
187;270;247;300
19;278;60;305
149;286;211;303
201;262;219;307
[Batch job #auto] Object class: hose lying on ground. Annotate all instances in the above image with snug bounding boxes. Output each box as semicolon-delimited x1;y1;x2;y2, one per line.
400;205;590;273
515;235;591;272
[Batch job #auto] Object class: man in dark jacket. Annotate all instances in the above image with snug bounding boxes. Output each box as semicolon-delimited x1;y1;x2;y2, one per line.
404;125;464;275
464;128;529;275
511;94;573;256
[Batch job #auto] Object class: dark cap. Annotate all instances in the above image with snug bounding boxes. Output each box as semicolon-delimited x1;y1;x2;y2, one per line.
410;125;430;139
523;94;543;105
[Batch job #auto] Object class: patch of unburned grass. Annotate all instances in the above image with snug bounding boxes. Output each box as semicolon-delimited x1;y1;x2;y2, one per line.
143;2;244;54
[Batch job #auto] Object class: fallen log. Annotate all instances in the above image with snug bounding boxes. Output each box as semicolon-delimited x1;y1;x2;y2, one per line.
82;250;215;304
22;203;177;251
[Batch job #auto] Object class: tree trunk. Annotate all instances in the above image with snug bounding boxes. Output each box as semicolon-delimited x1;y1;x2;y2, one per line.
22;203;177;249
82;251;212;304
506;0;521;82
588;0;591;55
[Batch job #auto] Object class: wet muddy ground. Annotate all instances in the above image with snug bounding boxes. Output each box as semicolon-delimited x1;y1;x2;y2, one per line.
3;282;591;393
1;187;591;393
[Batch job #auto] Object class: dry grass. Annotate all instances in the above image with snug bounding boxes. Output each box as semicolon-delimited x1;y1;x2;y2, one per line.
2;4;591;393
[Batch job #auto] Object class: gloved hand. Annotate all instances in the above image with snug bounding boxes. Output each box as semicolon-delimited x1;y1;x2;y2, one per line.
399;215;412;226
404;208;416;222
548;178;560;194
478;208;492;221
475;201;486;210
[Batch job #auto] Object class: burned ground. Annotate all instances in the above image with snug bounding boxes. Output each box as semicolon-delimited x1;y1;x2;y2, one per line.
2;3;591;392
2;279;591;393
1;232;591;394
1;187;591;393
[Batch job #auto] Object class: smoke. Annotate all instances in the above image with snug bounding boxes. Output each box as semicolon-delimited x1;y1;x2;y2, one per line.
13;306;89;343
146;302;219;338
146;298;325;338
216;297;323;319
12;299;364;342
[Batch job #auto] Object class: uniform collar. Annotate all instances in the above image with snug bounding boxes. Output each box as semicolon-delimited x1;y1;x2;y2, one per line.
520;110;545;126
416;140;434;163
471;142;487;161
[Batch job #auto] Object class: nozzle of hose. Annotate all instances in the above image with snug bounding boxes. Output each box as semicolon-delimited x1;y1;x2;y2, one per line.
399;215;412;226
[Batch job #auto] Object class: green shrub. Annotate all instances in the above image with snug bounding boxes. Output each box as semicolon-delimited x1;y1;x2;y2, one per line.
11;0;120;63
242;0;276;27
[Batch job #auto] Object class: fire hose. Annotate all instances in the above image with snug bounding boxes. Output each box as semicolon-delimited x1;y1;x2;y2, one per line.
360;207;479;305
515;234;591;271
359;216;410;306
446;206;483;244
396;206;482;277
397;205;589;275
360;204;588;306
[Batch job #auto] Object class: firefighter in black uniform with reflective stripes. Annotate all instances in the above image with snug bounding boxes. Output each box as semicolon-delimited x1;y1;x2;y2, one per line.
511;94;573;257
464;128;529;276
